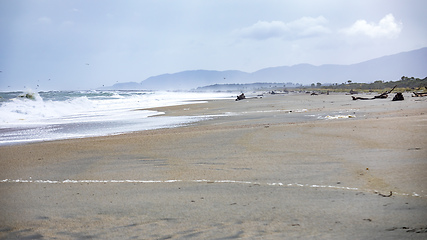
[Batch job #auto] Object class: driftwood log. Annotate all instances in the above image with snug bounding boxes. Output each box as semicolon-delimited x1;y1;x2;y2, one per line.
235;93;246;101
378;191;393;197
235;93;262;101
352;85;397;100
412;86;427;97
392;92;404;101
413;92;427;97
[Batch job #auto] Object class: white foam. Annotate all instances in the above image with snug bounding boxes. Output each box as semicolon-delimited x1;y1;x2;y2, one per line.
0;91;233;126
322;115;356;120
0;91;236;145
2;178;424;197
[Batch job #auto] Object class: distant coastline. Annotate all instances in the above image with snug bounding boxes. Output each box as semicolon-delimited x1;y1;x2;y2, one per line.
99;47;427;91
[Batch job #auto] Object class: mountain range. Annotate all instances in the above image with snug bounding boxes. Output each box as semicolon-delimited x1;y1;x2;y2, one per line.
102;47;427;90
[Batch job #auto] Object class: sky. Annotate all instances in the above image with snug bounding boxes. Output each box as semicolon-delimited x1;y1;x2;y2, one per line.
1;0;426;91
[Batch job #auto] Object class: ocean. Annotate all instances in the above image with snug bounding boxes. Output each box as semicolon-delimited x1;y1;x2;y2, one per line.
0;90;236;146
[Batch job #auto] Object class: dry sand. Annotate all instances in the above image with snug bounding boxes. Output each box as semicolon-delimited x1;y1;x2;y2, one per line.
1;93;426;239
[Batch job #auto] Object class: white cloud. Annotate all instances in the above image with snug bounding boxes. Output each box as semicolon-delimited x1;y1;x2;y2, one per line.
341;14;402;38
235;16;331;40
37;16;52;24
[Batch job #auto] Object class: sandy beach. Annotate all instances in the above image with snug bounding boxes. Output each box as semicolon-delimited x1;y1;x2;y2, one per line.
1;93;426;239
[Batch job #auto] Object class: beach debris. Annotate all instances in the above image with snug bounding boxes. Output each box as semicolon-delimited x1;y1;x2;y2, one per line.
407;147;421;151
352;85;397;100
412;92;427;97
412;87;427;97
392;92;404;101
235;93;261;101
377;191;393;197
324;115;355;120
235;93;246;101
352;96;374;100
387;226;427;233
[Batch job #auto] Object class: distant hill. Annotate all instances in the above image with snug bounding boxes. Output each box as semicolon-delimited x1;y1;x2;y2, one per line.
101;47;427;90
140;70;250;90
196;82;302;91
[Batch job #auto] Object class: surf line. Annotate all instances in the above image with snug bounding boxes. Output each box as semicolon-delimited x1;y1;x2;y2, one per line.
1;178;424;197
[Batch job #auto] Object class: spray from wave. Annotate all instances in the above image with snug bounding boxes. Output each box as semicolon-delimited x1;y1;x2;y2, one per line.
0;90;234;145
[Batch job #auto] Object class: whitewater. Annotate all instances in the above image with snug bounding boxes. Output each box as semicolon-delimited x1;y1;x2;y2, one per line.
0;90;235;145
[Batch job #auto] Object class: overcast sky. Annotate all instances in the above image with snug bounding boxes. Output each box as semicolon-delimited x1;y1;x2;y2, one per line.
1;0;426;90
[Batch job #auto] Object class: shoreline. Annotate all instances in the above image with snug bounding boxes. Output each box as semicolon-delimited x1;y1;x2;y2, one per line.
0;91;238;147
1;93;426;239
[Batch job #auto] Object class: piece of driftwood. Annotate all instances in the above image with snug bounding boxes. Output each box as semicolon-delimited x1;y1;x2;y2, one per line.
352;85;397;100
236;93;246;101
378;191;393;197
411;86;427;97
413;92;427;97
352;96;374;100
392;92;404;101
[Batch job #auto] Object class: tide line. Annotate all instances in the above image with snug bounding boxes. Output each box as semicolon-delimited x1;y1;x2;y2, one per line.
1;178;424;198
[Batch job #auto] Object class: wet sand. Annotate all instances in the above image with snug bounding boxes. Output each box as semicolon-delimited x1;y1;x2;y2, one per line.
1;93;426;239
